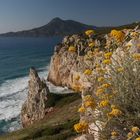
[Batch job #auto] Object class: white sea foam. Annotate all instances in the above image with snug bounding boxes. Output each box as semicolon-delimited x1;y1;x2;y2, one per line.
0;65;73;132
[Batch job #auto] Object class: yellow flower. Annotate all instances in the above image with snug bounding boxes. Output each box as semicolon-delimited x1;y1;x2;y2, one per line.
136;137;140;140
68;46;76;52
99;100;109;107
108;108;122;117
75;75;80;80
117;67;124;72
103;59;112;65
72;85;82;92
85;30;95;36
111;131;118;136
110;30;125;42
85;101;95;108
127;132;133;139
88;42;95;48
133;53;140;60
104;52;113;59
78;106;86;113
96;88;105;95
84;95;93;101
101;83;111;89
84;69;92;75
74;121;88;133
97;77;104;82
132;127;140;133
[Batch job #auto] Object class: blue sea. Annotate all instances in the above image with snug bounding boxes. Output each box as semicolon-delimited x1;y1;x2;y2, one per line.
0;37;72;134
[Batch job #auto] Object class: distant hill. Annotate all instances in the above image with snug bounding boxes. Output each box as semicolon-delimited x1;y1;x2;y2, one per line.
0;18;139;37
0;18;96;37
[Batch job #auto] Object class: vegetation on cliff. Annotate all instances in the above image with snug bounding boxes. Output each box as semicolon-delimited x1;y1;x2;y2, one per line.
0;93;81;140
48;26;140;140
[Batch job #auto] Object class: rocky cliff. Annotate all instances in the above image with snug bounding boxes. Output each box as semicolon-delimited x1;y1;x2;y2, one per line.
47;28;140;140
47;34;105;92
21;67;53;127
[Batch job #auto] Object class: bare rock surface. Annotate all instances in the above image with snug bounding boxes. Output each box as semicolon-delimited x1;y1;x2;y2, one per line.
21;67;52;127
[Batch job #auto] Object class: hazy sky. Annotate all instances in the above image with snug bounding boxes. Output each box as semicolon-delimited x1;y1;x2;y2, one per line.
0;0;140;33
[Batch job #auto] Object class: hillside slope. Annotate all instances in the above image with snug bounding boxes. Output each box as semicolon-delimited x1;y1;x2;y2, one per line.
0;93;81;140
0;18;96;37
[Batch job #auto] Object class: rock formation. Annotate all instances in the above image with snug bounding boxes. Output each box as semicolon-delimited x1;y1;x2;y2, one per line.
47;29;140;140
21;67;52;127
47;34;103;91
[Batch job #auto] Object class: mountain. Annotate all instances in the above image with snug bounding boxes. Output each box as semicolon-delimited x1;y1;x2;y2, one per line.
0;18;139;37
0;17;96;37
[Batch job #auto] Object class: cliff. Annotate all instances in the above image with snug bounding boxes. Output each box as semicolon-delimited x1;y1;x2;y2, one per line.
47;34;105;91
47;28;140;140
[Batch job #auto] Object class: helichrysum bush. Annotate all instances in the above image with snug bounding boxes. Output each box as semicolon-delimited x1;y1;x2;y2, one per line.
73;28;140;140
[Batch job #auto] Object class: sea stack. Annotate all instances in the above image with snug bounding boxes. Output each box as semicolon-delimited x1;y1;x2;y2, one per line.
21;67;51;127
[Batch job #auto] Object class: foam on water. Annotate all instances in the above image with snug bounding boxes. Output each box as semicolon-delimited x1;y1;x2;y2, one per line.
0;65;73;133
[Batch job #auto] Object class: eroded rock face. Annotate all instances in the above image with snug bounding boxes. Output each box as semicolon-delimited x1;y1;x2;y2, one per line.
21;67;51;127
47;35;98;90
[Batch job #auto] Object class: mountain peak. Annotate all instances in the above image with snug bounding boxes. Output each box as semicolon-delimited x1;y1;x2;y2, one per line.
50;17;63;22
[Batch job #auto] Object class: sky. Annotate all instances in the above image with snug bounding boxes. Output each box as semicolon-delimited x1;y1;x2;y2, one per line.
0;0;140;33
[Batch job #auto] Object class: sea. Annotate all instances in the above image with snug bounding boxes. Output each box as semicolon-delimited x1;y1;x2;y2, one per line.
0;37;72;134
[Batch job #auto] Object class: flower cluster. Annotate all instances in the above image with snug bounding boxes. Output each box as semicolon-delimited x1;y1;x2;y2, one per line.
74;121;88;133
110;29;125;42
68;46;76;52
72;28;140;140
85;29;95;36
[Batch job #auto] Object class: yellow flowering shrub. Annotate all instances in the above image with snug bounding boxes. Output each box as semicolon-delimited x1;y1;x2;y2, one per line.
84;69;92;75
96;88;105;95
72;85;82;92
127;132;133;139
108;108;122;117
97;77;104;82
133;53;140;60
99;100;109;107
104;52;112;59
68;46;76;52
117;67;124;72
110;29;125;42
78;106;86;113
85;100;95;108
111;131;118;136
88;42;95;48
74;121;88;133
84;95;93;101
103;59;112;65
101;83;111;89
73;28;140;139
132;127;140;133
75;75;80;80
85;30;95;36
136;137;140;140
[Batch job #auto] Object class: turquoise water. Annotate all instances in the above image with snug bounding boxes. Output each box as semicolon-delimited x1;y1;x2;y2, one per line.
0;37;62;134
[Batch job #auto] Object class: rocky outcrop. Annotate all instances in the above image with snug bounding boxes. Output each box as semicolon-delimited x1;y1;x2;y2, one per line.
47;29;140;140
47;34;103;91
21;67;52;127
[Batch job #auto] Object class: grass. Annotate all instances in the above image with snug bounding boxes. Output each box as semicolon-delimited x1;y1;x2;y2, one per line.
0;93;81;140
